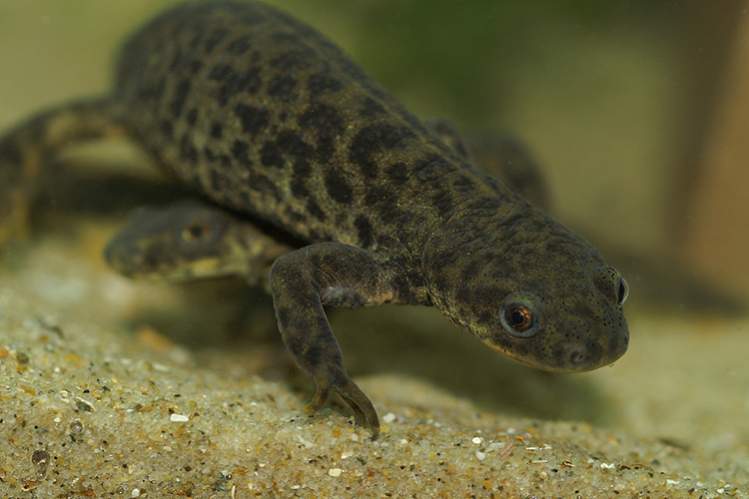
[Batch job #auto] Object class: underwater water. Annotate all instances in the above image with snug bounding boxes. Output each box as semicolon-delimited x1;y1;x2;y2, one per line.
0;1;747;496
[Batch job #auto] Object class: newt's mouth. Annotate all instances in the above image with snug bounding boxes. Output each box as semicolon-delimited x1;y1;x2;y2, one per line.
481;332;628;373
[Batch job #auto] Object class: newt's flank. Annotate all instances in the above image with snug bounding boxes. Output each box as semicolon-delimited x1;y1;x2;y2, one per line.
0;1;629;438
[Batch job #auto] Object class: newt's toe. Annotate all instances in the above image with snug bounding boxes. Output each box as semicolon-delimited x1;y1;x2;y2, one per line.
306;376;380;439
335;378;379;439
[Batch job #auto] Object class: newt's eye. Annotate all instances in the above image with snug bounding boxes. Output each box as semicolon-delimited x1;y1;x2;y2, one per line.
500;296;539;338
182;223;209;241
617;276;629;305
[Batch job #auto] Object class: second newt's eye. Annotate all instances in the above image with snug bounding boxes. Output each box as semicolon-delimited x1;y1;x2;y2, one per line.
500;295;540;338
182;223;208;241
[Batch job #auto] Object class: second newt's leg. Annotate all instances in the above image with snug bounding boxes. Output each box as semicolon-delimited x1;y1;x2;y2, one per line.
270;242;401;438
0;97;125;244
426;118;551;211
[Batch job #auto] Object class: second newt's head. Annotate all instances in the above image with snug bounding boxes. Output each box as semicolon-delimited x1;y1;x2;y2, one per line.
104;201;240;281
423;200;629;372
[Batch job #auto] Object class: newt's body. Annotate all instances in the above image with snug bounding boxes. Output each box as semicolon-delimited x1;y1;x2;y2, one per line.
0;1;629;437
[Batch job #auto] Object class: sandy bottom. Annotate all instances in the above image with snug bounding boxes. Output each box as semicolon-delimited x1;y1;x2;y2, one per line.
0;223;747;497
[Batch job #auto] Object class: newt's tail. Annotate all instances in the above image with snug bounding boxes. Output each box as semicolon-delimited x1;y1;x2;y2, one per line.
0;96;125;243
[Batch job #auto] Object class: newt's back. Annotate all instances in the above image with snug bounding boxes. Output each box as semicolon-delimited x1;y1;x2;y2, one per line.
114;0;493;257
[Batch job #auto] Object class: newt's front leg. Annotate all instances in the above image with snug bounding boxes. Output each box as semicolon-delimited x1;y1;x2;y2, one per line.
270;243;402;439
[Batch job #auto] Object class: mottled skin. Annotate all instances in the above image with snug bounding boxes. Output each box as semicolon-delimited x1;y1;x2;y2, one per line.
0;1;629;437
104;124;546;288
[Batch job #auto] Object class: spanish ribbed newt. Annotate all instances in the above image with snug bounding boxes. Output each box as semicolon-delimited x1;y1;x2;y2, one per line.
0;1;629;438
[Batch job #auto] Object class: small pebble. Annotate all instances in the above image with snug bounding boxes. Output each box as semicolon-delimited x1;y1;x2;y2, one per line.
75;397;94;412
382;413;396;423
131;488;141;498
475;451;486;461
170;413;189;423
328;468;343;477
472;437;482;445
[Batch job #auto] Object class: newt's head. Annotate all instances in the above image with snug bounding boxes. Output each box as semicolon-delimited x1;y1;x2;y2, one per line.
424;201;629;372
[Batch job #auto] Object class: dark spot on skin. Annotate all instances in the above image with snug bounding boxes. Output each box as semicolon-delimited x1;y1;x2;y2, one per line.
360;97;385;117
306;198;326;222
188;59;204;74
456;284;472;304
286;209;305;224
203;147;217;162
210;122;223;139
210;169;223;192
277;307;291;329
384;162;408;185
169;50;185;72
452;174;476;195
188;31;205;51
363;186;392;207
186;108;198;126
431;189;454;219
308;72;343;95
234;103;270;136
267;74;297;101
299;104;344;134
227;35;251;54
315;135;335;163
270;49;312;70
260;141;284;167
293;159;311;179
160;120;173;139
348;123;411;178
276;130;312;160
354;216;373;247
214;66;263;105
412;154;450;183
232;139;249;162
249;172;282;202
291;177;309;198
299;104;344;162
171;79;191;117
303;343;323;368
204;28;229;52
324;170;353;204
461;260;481;282
208;64;233;81
179;134;198;163
377;199;406;226
571;303;596;323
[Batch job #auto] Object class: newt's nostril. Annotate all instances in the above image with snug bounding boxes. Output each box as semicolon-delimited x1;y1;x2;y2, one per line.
569;349;587;366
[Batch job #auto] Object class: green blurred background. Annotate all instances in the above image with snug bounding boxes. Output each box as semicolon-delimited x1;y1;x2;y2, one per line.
0;0;747;302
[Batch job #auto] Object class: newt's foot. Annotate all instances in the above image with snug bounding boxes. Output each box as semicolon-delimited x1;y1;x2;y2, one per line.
305;375;380;439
